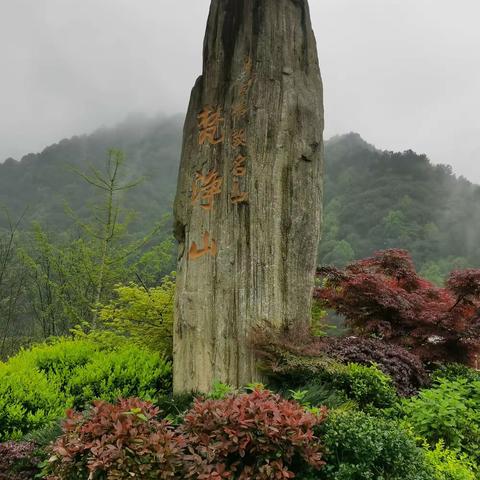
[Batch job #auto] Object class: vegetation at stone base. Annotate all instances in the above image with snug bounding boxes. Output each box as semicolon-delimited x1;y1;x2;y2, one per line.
1;355;480;478
41;391;327;480
400;377;480;464
316;249;480;365
254;337;398;411
19;384;478;480
252;325;427;400
43;398;185;480
423;441;477;480
0;441;40;480
0;334;171;441
1;116;480;285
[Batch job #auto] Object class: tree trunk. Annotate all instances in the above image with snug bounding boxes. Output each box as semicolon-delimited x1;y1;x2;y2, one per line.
173;0;324;393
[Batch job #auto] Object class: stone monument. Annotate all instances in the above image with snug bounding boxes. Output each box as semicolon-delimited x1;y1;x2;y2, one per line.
173;0;324;393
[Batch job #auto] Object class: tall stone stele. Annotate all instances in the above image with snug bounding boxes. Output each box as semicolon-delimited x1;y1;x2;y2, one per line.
173;0;324;393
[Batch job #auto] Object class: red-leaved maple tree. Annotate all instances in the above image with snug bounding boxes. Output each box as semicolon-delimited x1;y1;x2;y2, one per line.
315;249;480;366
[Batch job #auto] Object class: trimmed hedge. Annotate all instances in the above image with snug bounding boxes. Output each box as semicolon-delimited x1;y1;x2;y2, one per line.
0;336;171;440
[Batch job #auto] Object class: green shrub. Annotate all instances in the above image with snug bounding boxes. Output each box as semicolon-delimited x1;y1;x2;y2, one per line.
287;362;398;410
432;363;480;383
317;410;431;480
66;344;171;408
6;337;99;391
98;278;175;356
260;350;397;411
424;441;476;480
0;365;66;440
0;336;172;440
288;382;352;410
401;378;480;461
327;362;397;409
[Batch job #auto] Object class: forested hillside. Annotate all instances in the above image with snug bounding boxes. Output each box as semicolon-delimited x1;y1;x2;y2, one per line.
320;133;480;282
0;114;183;232
1;116;479;283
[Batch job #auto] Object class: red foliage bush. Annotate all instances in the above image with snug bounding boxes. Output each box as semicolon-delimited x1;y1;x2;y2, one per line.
46;398;185;480
318;336;429;396
252;326;427;396
316;249;480;365
0;442;39;480
181;389;327;479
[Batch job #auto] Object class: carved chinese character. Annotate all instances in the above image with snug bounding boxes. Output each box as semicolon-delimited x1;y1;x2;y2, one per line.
188;231;218;261
232;129;247;148
232;154;247;177
232;100;248;120
231;179;249;204
239;77;254;96
191;170;223;211
197;106;224;145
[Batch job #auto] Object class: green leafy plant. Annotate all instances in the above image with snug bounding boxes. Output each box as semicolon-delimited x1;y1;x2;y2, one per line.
432;363;480;383
318;410;431;480
401;378;480;461
288;383;352;411
98;277;175;356
327;362;397;409
0;335;171;440
289;384;346;414
206;380;235;400
424;441;476;480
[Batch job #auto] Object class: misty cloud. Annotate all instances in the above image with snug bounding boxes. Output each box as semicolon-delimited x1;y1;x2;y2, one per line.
1;0;479;182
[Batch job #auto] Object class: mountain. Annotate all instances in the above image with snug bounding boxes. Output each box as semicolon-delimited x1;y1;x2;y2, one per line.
0;114;184;232
321;132;480;281
1;118;479;283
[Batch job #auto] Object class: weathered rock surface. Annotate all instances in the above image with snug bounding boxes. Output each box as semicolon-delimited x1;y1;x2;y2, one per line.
173;0;324;393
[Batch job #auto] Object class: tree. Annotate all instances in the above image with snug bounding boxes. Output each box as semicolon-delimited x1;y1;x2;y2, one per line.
322;240;355;267
21;227;98;337
98;277;175;356
73;149;145;326
0;210;27;357
19;149;169;339
316;249;480;365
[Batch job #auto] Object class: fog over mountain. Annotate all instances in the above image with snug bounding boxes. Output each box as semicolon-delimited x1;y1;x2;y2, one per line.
1;0;480;182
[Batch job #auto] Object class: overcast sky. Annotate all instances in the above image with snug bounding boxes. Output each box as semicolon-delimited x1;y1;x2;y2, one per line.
1;0;479;182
